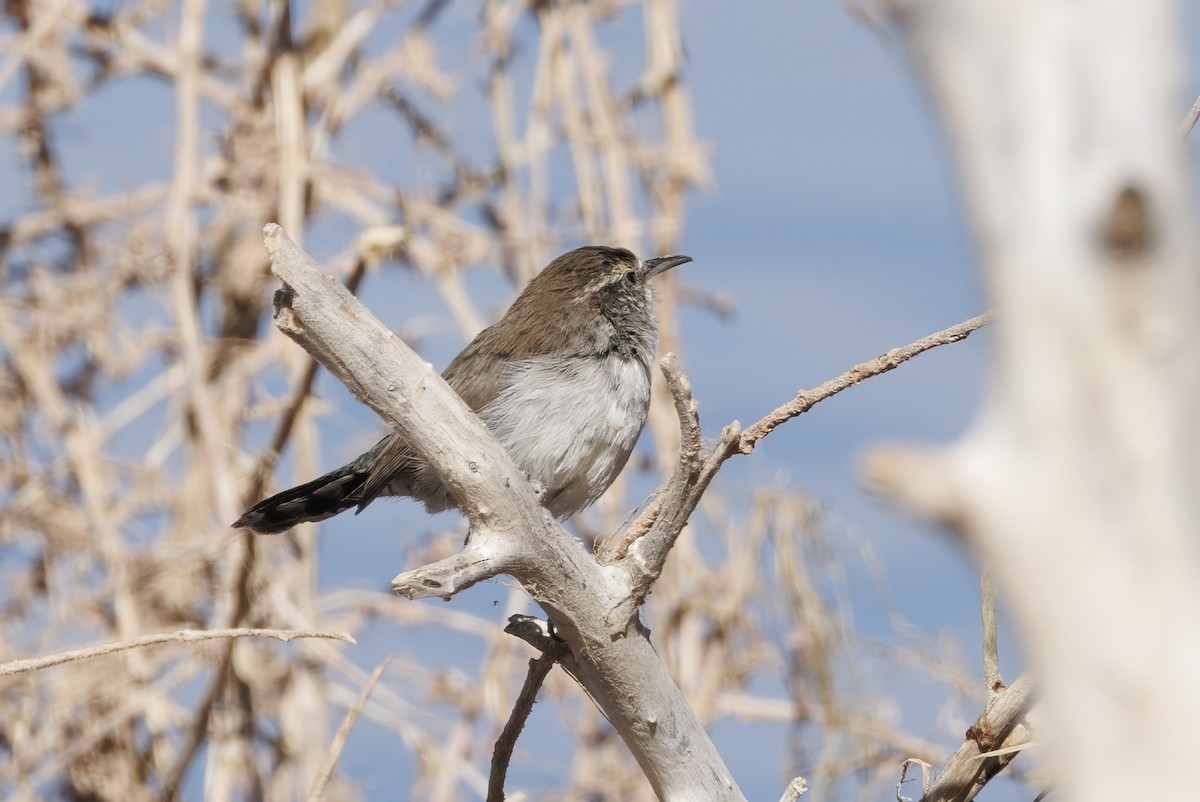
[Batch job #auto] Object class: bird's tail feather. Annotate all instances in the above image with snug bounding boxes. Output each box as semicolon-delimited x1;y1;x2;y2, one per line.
232;465;370;534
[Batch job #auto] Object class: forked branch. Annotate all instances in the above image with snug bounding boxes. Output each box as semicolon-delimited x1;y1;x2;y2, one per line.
261;223;745;802
603;313;994;614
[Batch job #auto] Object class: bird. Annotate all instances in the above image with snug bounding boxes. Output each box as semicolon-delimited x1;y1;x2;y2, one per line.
233;245;691;534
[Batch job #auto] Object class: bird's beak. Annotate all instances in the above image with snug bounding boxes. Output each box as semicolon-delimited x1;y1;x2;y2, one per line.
642;254;692;279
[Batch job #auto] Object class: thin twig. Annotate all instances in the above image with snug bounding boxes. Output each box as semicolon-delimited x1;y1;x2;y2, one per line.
307;656;391;802
0;628;356;677
487;642;567;802
740;313;994;451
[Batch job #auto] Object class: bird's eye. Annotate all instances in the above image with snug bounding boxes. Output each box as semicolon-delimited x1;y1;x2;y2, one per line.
624;270;637;283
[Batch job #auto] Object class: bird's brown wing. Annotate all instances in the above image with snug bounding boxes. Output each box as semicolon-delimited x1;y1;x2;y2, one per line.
355;339;509;511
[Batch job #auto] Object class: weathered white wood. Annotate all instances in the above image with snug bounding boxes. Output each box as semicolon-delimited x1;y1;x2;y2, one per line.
867;2;1200;800
261;224;744;802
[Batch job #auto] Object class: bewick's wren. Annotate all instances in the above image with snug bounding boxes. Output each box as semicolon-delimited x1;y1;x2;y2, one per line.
234;246;691;534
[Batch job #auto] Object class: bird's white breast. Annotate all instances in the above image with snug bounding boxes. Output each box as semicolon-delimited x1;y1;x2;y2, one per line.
480;354;652;517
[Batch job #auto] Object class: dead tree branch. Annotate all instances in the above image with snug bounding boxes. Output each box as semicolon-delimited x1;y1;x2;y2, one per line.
487;641;567;802
0;628;355;677
263;223;745;802
918;673;1034;802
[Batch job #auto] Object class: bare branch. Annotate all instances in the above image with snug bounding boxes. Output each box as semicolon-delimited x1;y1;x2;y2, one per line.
391;546;515;601
740;313;994;452
487;642;566;802
0;628;356;677
597;352;701;564
617;421;740;614
918;673;1035;802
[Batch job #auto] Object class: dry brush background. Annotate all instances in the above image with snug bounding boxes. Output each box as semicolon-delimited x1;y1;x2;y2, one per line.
0;1;1013;800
